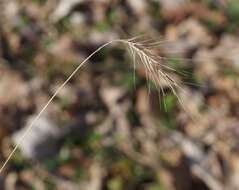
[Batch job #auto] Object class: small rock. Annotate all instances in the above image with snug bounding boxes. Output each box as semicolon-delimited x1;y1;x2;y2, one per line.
12;115;61;160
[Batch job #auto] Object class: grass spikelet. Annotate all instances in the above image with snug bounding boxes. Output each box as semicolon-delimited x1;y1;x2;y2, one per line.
0;37;183;173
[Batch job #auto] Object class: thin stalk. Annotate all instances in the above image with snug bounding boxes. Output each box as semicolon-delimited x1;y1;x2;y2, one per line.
0;39;126;173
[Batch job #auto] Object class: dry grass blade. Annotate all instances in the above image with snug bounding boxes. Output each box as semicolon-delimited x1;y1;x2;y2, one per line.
0;37;183;173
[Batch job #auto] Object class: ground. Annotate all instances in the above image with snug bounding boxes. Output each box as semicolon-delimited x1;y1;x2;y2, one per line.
0;0;239;190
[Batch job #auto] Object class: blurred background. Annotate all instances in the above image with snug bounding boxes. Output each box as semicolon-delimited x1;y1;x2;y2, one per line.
0;0;239;189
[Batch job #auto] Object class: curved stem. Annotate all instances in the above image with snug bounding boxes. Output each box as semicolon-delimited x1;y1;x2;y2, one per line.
0;39;127;173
